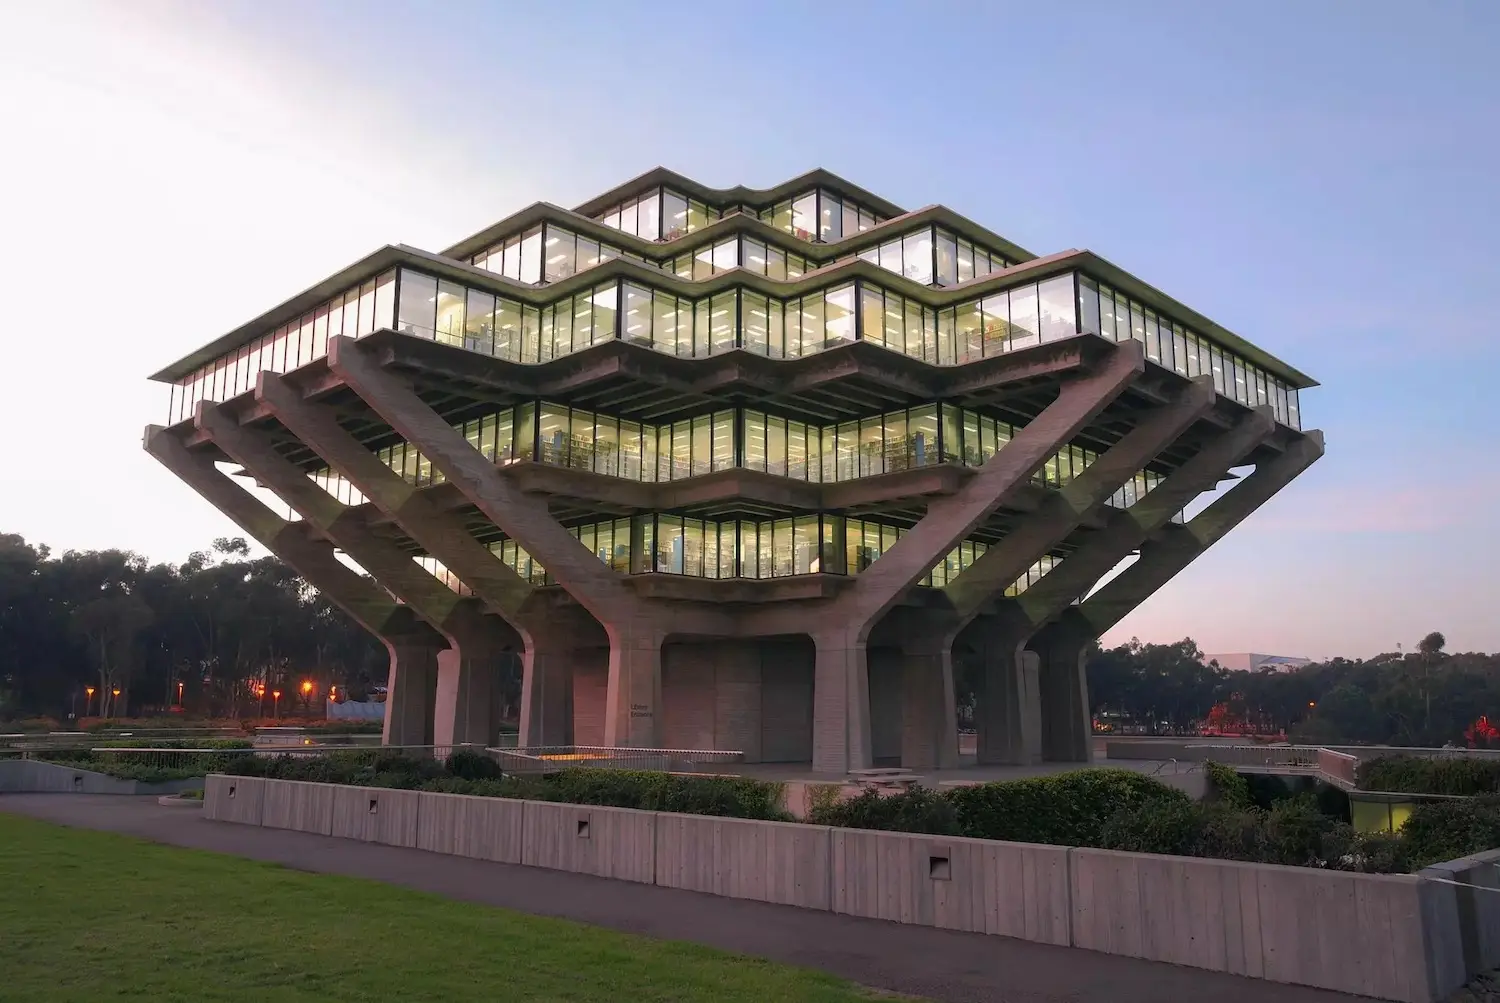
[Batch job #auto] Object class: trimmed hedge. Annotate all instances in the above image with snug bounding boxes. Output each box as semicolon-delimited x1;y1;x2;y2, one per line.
1204;761;1252;807
38;740;256;782
1359;755;1500;796
1401;794;1500;869
811;769;1188;846
222;752;790;821
1101;796;1412;872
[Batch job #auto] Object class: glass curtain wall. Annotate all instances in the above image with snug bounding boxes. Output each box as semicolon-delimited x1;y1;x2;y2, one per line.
665;235;813;281
470;226;544;284
422;510;1066;595
593;187;715;241
855;226;1013;288
1078;274;1302;429
167;271;396;425
761;189;883;242
306;395;1171;512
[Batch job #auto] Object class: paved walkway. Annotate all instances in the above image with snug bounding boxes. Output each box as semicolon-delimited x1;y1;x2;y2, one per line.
0;794;1376;1003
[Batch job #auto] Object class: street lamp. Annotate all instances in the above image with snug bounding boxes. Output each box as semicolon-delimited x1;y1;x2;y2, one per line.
111;688;121;718
85;687;95;715
177;681;184;707
272;689;282;719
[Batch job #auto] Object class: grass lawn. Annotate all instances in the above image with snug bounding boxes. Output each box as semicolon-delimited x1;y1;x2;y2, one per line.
0;813;897;1002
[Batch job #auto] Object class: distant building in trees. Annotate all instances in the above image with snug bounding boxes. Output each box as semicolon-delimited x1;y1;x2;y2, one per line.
1207;652;1312;673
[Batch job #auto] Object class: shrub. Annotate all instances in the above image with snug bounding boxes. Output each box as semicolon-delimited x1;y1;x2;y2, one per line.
1100;797;1204;856
945;769;1188;846
1204;762;1252;807
539;769;787;820
809;786;960;835
1359;756;1500;796
1400;794;1500;869
1260;796;1352;867
445;749;504;781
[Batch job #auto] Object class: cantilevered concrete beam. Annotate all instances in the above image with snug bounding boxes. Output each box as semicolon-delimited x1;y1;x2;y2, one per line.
195;402;517;748
962;406;1278;765
324;336;727;749
255;373;589;746
1073;430;1326;638
798;340;1144;775
944;376;1216;622
143;425;442;745
1010;406;1276;627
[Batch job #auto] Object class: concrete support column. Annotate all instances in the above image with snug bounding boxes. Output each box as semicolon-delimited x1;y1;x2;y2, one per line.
383;641;439;747
970;622;1042;766
899;642;961;770
603;629;664;748
433;645;504;749
518;634;574;748
1031;623;1093;763
810;630;873;776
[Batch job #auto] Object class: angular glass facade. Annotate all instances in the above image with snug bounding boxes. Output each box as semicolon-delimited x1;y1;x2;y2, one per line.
592;187;718;240
307;397;1176;529
1077;275;1300;428
758;188;885;242
417;508;1060;596
167;264;1305;434
166;270;396;426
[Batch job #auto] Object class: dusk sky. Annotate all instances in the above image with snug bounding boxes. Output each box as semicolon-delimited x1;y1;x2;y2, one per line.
1;1;1494;659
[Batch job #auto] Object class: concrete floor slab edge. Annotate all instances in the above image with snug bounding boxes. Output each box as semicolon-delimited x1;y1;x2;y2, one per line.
199;775;1447;1001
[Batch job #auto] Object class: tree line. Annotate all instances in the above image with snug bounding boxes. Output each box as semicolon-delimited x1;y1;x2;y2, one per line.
0;534;387;721
1084;632;1500;748
3;533;1494;748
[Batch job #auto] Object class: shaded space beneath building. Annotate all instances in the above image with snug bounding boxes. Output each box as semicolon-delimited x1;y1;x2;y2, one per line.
0;794;1371;1003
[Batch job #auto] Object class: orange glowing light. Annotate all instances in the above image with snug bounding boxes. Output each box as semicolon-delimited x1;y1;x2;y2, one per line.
272;690;282;700
85;687;95;697
300;680;313;695
112;688;120;697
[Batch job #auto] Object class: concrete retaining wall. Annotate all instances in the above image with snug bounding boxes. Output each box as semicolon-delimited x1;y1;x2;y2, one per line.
831;828;1070;945
0;759;198;795
198;775;1467;1002
655;812;831;909
1071;847;1434;1002
521;800;655;884
330;786;421;847
1420;848;1500;997
202;774;264;824
415;791;525;863
260;778;335;835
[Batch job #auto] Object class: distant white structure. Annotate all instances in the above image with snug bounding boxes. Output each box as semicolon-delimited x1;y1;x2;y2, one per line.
1206;652;1313;673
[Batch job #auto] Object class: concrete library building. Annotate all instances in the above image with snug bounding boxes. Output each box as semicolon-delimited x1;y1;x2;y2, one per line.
145;168;1320;775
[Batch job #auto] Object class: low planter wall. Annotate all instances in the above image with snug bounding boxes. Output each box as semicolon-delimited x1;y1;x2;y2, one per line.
0;759;200;795
1071;847;1434;1001
1420;847;1500;994
201;775;1469;1002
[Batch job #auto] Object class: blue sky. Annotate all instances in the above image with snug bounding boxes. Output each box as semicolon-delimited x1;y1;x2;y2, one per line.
0;0;1494;657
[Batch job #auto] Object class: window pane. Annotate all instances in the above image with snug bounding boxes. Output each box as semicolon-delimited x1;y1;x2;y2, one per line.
819;191;842;242
860;284;884;345
902;230;933;285
825;284;854;344
396;270;437;338
1078;276;1101;337
1038;275;1077;342
639;192;660;240
791;193;816;240
936;230;958;286
662;191;688;239
435;280;465;346
1008;285;1040;349
592;284;617;345
464;289;494;354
